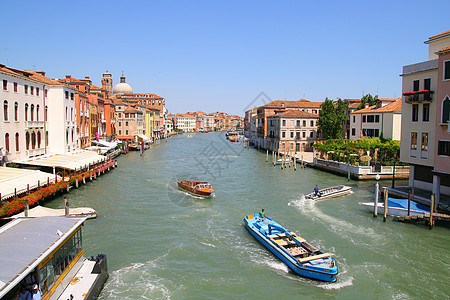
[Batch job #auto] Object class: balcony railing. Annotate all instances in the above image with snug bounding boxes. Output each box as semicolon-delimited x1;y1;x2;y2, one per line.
403;90;433;103
27;148;45;157
25;121;44;128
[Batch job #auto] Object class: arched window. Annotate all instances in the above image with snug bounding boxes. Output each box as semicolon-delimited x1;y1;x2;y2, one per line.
45;105;48;121
26;132;30;150
25;104;28;121
3;100;8;121
71;129;74;143
37;131;41;148
30;104;34;121
14;102;18;121
31;132;36;149
15;133;19;151
443;97;450;123
36;105;40;121
5;133;9;152
71;108;73;120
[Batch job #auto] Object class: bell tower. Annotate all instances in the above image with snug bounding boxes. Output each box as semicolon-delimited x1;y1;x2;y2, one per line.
101;71;113;98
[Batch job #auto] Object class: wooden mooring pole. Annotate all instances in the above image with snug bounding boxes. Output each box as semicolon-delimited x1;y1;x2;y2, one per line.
383;188;388;222
266;149;269;163
429;194;435;229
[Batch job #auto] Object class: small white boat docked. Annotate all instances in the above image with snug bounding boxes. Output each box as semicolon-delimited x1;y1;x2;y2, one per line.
305;185;352;200
359;198;430;217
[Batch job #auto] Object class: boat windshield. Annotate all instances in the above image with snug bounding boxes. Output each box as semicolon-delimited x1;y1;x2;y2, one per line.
196;184;211;189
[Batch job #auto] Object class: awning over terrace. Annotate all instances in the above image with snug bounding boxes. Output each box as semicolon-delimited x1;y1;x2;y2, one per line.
0;167;57;200
15;150;107;171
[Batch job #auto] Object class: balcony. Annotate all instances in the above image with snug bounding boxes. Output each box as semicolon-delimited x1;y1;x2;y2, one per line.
27;148;45;157
403;90;434;103
25;121;44;128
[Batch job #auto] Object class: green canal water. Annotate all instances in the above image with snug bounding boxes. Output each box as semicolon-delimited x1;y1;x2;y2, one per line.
45;132;450;299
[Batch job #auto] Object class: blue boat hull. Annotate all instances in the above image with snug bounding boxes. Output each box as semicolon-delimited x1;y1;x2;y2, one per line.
244;216;337;282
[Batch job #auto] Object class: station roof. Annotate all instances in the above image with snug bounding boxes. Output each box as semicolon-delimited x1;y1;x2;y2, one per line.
16;150;107;171
0;216;86;297
0;167;57;200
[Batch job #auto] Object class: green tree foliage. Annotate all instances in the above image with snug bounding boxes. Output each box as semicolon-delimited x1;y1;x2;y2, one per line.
356;94;378;110
318;98;349;139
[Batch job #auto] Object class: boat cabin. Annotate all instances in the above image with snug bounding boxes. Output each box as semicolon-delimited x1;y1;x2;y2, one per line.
0;216;106;300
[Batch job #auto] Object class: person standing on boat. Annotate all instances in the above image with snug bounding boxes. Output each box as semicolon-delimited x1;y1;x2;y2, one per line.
30;285;41;300
259;208;266;221
314;185;322;197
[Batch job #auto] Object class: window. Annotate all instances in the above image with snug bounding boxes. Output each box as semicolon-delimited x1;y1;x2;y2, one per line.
118;121;121;126
310;121;314;127
421;132;428;151
352;128;355;136
25;104;28;121
24;85;28;94
444;61;450;80
411;133;417;154
14;82;17;92
362;115;366;123
413;80;420;91
423;104;430;122
119;130;122;135
31;132;36;149
290;131;294;138
125;121;128;126
353;116;355;123
302;132;306;138
36;87;39;96
36;105;39;121
282;120;286;126
375;129;379;137
126;130;129;135
424;78;431;91
442;97;450;123
303;120;306;127
438;141;450;156
2;80;7;90
375;115;380;123
363;129;367;136
45;106;48;121
296;120;300;127
3;100;8;121
296;132;300;138
71;108;73;120
15;133;19;151
282;131;286;138
65;108;68;120
14;102;18;121
37;131;41;148
5;133;9;152
367;115;374;123
310;132;314;138
71;93;74;100
66;130;68;143
30;104;34;121
30;86;34;95
412;104;419;122
46;131;48;146
26;132;30;150
65;91;69;99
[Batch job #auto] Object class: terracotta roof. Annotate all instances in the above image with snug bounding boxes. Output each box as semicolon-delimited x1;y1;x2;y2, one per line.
437;46;450;54
349;103;360;109
351;99;402;114
25;70;64;86
270;110;318;118
262;99;322;108
428;30;450;40
378;98;399;102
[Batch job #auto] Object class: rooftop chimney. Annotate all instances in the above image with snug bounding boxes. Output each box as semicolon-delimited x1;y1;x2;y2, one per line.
36;71;46;76
65;75;71;79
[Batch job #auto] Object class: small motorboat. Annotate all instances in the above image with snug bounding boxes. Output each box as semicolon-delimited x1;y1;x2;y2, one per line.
244;214;338;282
305;185;352;200
359;198;430;217
177;179;215;197
275;158;291;165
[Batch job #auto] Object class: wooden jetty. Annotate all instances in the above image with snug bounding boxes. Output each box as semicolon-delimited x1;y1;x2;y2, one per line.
396;212;450;227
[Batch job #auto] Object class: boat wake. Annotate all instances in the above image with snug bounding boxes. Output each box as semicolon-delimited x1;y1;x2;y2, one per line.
288;196;384;242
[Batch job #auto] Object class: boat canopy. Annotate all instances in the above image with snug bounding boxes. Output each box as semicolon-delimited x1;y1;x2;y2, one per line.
0;216;87;298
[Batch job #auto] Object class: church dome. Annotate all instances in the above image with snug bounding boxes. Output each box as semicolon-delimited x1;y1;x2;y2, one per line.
113;74;133;94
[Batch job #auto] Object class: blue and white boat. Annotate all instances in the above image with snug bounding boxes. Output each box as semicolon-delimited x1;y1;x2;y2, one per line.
244;214;338;282
359;198;430;217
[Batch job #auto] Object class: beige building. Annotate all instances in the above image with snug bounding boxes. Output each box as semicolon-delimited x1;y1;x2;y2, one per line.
349;98;402;141
266;110;319;152
115;101;144;141
400;30;450;199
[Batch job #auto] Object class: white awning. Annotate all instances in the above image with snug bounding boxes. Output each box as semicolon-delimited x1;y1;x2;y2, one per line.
15;150;107;171
0;167;57;200
136;134;151;142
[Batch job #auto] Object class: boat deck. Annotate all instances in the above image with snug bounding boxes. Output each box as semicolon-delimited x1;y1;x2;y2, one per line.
58;259;99;300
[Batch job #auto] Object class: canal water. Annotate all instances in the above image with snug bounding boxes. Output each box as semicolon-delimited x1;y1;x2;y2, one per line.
45;132;449;299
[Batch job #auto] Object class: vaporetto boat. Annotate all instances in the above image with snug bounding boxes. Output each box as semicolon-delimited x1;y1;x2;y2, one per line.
244;214;338;282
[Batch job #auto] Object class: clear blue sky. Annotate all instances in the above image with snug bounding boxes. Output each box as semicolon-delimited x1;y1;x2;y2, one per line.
1;0;449;116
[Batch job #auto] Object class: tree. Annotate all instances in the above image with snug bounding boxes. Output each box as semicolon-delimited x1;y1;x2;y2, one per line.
318;98;349;140
356;94;378;110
